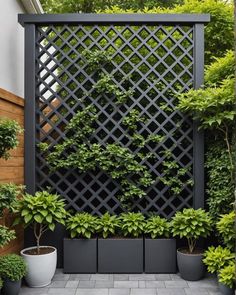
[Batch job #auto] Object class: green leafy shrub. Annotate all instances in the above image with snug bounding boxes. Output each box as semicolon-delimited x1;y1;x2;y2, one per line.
0;254;27;281
144;215;171;239
218;261;236;289
119;212;145;238
14;191;67;254
203;246;234;273
0;277;3;288
66;212;99;239
0;225;16;248
0;119;23;159
217;211;235;250
0;183;23;216
171;208;212;253
97;212;121;238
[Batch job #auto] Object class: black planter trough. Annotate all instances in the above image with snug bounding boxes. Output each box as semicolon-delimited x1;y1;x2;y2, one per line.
145;238;176;273
63;238;97;273
98;238;143;273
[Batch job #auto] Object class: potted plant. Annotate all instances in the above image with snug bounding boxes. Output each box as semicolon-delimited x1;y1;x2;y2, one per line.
218;261;235;295
171;208;212;281
98;212;145;273
0;254;27;295
64;212;99;273
144;215;176;273
97;212;121;273
14;191;67;287
203;246;234;274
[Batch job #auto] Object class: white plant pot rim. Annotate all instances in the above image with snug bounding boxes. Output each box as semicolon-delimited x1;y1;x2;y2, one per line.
21;246;56;257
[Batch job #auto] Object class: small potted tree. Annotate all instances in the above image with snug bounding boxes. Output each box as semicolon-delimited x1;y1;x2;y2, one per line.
0;254;27;295
171;208;212;280
218;261;235;295
144;215;176;273
64;212;99;273
14;191;67;287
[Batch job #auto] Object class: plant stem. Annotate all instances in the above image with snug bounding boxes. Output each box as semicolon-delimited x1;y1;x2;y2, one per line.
34;223;43;255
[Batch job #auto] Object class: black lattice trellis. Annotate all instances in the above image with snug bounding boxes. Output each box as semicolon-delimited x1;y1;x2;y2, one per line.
20;14;209;218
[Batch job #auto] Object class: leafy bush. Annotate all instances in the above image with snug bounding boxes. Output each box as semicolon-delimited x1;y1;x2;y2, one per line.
144;215;171;239
0;225;16;248
0;183;23;216
0;277;3;288
217;211;235;250
203;246;234;273
119;212;145;238
14;191;67;254
0;119;23;159
0;254;27;281
66;212;99;239
218;261;236;289
97;212;121;238
171;208;212;253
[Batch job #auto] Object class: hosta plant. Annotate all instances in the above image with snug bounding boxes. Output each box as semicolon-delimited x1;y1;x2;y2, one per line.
144;215;171;239
0;254;27;281
14;191;67;254
0;225;16;248
97;212;121;238
171;208;212;253
0;183;23;216
203;246;235;273
66;212;98;239
218;261;236;289
216;211;235;250
119;212;145;238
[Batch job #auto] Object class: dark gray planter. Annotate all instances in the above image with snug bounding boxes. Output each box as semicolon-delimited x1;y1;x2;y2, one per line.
177;249;205;281
219;283;235;295
63;238;97;273
145;238;176;273
98;238;143;273
2;278;21;295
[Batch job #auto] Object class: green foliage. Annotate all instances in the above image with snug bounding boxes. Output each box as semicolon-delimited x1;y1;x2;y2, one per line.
203;246;235;274
171;208;212;253
0;277;3;289
0;183;23;216
119;212;145;238
218;261;236;289
205;144;234;219
216;211;235;250
0;254;27;281
97;212;121;238
0;119;23;159
81;49;112;70
0;226;16;248
14;191;67;253
66;212;98;239
144;215;170;239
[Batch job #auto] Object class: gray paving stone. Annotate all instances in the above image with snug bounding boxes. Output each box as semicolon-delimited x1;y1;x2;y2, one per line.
188;281;218;289
146;281;165;288
184;288;210;295
130;288;156;295
90;274;113;281
66;281;80;288
109;289;130;295
129;274;156;281
48;288;76;295
20;288;49;295
138;281;145;288
78;280;95;288
114;281;139;288
49;280;67;288
155;274;171;281
69;274;91;281
157;289;186;295
114;274;129;281
170;274;185;281
53;273;70;281
55;269;63;274
76;288;109;295
95;281;114;288
164;280;188;288
208;292;222;295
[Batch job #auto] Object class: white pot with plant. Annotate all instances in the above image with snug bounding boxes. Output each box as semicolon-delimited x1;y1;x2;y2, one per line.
14;191;67;287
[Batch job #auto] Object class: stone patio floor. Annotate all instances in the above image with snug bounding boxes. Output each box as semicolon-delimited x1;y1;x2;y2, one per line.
20;269;222;295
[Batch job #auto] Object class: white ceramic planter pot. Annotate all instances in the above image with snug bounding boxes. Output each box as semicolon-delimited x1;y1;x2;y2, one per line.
21;246;57;288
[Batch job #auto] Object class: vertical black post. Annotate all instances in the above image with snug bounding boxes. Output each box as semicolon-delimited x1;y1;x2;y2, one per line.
193;24;205;208
24;24;36;194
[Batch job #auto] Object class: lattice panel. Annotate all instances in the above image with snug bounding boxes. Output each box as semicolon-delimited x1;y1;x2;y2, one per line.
35;23;195;218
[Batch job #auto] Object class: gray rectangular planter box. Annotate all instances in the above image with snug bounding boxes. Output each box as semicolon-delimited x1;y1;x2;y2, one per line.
145;238;176;273
63;238;97;273
98;238;143;273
